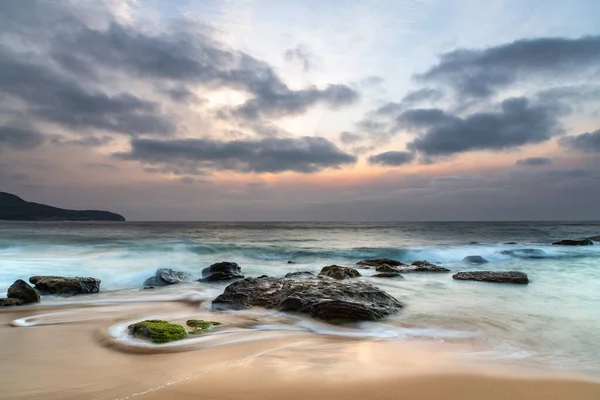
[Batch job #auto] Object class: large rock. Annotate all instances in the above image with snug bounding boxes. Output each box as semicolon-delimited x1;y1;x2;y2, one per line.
552;239;593;246
212;276;402;322
453;271;529;284
396;261;450;273
375;264;401;273
462;255;489;264
200;261;244;282
7;279;40;304
29;276;100;295
128;320;187;344
356;258;406;268
500;249;546;258
318;265;361;280
143;268;192;287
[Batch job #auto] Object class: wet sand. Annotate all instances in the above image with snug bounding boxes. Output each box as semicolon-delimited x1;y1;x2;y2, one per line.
1;299;599;400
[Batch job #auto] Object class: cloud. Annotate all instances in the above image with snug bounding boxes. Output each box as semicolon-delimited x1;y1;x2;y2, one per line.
117;136;357;174
339;131;363;144
560;129;600;152
516;157;553;167
418;35;600;98
0;124;46;150
400;88;443;106
368;151;415;166
52;136;114;147
404;97;562;157
284;45;314;71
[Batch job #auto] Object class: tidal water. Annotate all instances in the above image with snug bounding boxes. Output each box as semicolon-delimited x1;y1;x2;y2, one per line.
1;221;599;374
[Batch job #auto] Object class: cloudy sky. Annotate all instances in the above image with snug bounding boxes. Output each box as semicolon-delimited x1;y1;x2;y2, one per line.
1;0;600;220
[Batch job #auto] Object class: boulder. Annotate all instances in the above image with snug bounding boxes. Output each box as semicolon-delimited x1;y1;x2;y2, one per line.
318;265;361;280
128;320;187;344
375;264;401;273
284;271;315;278
7;279;40;304
372;272;404;279
356;258;406;268
143;268;192;287
200;262;244;282
0;298;25;306
453;271;529;284
504;242;518;245
212;276;402;322
552;239;593;246
395;261;450;273
462;255;489;264
29;276;100;295
287;261;296;264
500;249;545;258
186;319;221;334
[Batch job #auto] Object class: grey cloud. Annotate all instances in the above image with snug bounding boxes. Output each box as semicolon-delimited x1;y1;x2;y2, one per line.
166;86;198;102
418;36;600;98
0;124;45;150
368;151;415;166
84;163;119;170
560;129;600;152
52;136;114;147
516;157;553;167
339;131;363;144
117;136;356;174
284;45;314;71
406;97;562;156
401;88;443;106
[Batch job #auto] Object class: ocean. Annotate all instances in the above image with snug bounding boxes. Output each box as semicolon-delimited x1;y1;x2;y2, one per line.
1;221;599;375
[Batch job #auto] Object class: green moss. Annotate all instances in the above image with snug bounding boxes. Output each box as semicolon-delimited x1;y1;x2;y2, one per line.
128;320;187;344
186;319;221;334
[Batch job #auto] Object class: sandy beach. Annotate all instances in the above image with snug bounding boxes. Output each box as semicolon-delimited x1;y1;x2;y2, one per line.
1;298;599;400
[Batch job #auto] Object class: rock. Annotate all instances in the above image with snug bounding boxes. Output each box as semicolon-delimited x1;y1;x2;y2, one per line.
587;236;600;241
356;258;406;268
29;276;100;295
372;272;404;279
395;261;451;273
500;249;546;258
212;276;402;322
469;241;479;245
128;320;187;344
0;298;25;306
284;271;315;278
200;261;244;282
186;319;221;334
143;268;192;287
552;239;593;246
504;242;518;245
287;261;296;264
375;264;401;273
318;265;361;280
453;271;529;284
462;255;489;264
7;279;40;304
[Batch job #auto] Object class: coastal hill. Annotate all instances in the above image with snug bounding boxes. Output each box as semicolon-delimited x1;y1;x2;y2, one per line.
0;192;125;221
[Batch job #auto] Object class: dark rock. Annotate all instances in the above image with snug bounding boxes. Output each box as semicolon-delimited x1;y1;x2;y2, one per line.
395;261;451;273
453;271;529;284
7;279;40;304
287;261;296;264
500;249;546;258
469;241;479;245
462;255;489;264
504;242;518;245
552;239;593;246
200;261;244;282
1;298;25;306
357;258;406;268
375;264;401;273
128;320;187;343
372;272;404;279
212;276;402;322
284;271;315;278
319;265;361;280
29;276;101;295
143;268;192;287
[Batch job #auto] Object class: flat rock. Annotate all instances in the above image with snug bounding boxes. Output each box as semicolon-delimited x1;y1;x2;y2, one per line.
284;271;315;278
357;258;406;268
143;268;192;287
200;261;244;282
462;255;489;264
29;276;100;295
395;261;450;273
453;271;529;284
7;279;40;304
552;239;593;246
212;276;402;322
372;272;404;279
318;265;361;280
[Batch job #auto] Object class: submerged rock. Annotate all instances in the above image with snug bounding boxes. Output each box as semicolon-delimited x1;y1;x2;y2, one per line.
212;276;402;322
318;265;361;280
500;249;546;258
462;255;489;264
284;271;315;278
143;268;192;287
7;279;40;304
552;239;593;246
128;320;187;344
29;276;100;295
453;271;529;284
396;261;451;273
372;272;404;279
356;258;406;268
186;319;221;334
200;261;244;282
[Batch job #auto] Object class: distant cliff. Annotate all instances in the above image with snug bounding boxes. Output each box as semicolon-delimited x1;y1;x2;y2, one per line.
0;192;125;221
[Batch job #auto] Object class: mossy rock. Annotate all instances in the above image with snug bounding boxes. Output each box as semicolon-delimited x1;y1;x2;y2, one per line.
128;320;187;344
186;319;221;334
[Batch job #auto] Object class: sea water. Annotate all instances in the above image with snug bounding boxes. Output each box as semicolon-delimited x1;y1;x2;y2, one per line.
1;221;599;374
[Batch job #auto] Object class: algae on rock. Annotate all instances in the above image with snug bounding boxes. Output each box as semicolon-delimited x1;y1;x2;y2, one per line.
186;319;221;334
127;320;187;344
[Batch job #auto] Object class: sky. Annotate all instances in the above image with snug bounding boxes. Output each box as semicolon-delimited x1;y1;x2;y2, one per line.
1;0;600;221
